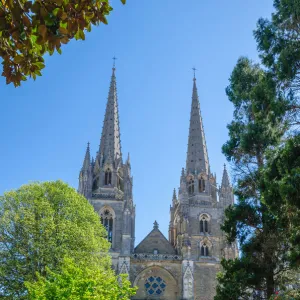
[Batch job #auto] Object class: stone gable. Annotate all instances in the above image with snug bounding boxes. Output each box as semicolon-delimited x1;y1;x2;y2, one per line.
135;225;176;255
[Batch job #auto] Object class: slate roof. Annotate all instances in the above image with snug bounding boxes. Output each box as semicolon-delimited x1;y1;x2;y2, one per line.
134;221;176;255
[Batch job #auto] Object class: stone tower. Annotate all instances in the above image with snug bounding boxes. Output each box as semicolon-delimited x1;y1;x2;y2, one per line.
168;74;237;299
78;64;135;271
77;66;237;300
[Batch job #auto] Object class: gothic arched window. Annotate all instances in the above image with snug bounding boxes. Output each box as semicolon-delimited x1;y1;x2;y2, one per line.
105;169;112;185
100;209;114;243
200;214;209;233
200;243;209;256
199;176;205;192
188;178;194;195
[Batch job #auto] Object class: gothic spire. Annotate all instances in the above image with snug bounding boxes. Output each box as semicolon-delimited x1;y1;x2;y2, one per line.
99;63;122;163
82;142;91;170
221;164;231;187
186;74;209;174
126;152;131;165
172;188;177;201
172;188;177;206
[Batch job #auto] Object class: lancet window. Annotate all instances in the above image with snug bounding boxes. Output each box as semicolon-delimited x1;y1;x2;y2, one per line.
199;176;205;192
100;208;114;243
200;214;209;233
200;243;209;256
188;177;194;195
105;168;112;185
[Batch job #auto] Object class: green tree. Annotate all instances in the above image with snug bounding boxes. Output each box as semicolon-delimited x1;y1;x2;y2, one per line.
261;135;300;267
255;0;300;93
0;181;134;299
215;57;291;300
0;0;125;87
254;0;300;125
26;257;136;300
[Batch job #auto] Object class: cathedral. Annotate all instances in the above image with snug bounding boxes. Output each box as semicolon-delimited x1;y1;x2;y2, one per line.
78;64;238;300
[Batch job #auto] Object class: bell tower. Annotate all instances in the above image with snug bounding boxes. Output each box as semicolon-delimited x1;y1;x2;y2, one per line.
169;72;236;299
78;63;135;270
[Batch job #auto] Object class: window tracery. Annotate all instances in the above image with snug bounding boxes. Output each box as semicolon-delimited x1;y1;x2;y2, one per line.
100;208;114;243
200;214;209;233
145;276;166;296
200;243;209;256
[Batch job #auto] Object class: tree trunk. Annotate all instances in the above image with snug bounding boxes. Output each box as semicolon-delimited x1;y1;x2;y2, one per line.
266;272;275;299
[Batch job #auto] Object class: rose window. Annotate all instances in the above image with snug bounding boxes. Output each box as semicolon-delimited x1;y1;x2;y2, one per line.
145;276;166;296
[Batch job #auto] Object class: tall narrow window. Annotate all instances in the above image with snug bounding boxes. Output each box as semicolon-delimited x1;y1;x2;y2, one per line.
188;178;194;195
100;209;114;243
200;215;209;233
199;176;205;192
201;243;209;256
105;169;112;185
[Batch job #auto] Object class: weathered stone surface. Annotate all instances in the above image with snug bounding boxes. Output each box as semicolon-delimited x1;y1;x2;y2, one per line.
135;223;176;255
77;67;237;299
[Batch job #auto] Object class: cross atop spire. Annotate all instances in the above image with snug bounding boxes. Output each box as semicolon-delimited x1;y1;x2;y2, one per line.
186;72;209;175
192;67;197;80
112;56;117;69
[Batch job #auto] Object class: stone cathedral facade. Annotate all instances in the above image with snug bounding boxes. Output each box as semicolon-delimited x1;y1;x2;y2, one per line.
78;65;238;300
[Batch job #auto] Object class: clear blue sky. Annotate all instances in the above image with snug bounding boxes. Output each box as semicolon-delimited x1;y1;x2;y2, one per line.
0;1;274;245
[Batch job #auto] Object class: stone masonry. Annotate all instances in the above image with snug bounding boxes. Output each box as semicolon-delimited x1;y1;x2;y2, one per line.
78;65;238;299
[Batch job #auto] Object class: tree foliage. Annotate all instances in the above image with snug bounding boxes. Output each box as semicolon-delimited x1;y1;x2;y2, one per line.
0;0;125;86
255;0;300;93
216;1;300;299
215;58;292;300
255;0;300;126
0;181;134;299
26;257;136;300
261;135;300;267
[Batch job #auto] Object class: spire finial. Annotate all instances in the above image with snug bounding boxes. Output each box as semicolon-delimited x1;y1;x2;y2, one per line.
172;188;177;200
82;142;91;170
112;56;117;69
192;67;197;80
181;167;185;177
153;220;159;229
221;163;231;187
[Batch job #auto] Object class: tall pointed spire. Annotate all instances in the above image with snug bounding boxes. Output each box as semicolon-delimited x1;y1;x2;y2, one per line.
126;152;131;165
221;164;231;187
99;61;122;162
82;142;91;170
186;73;209;174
